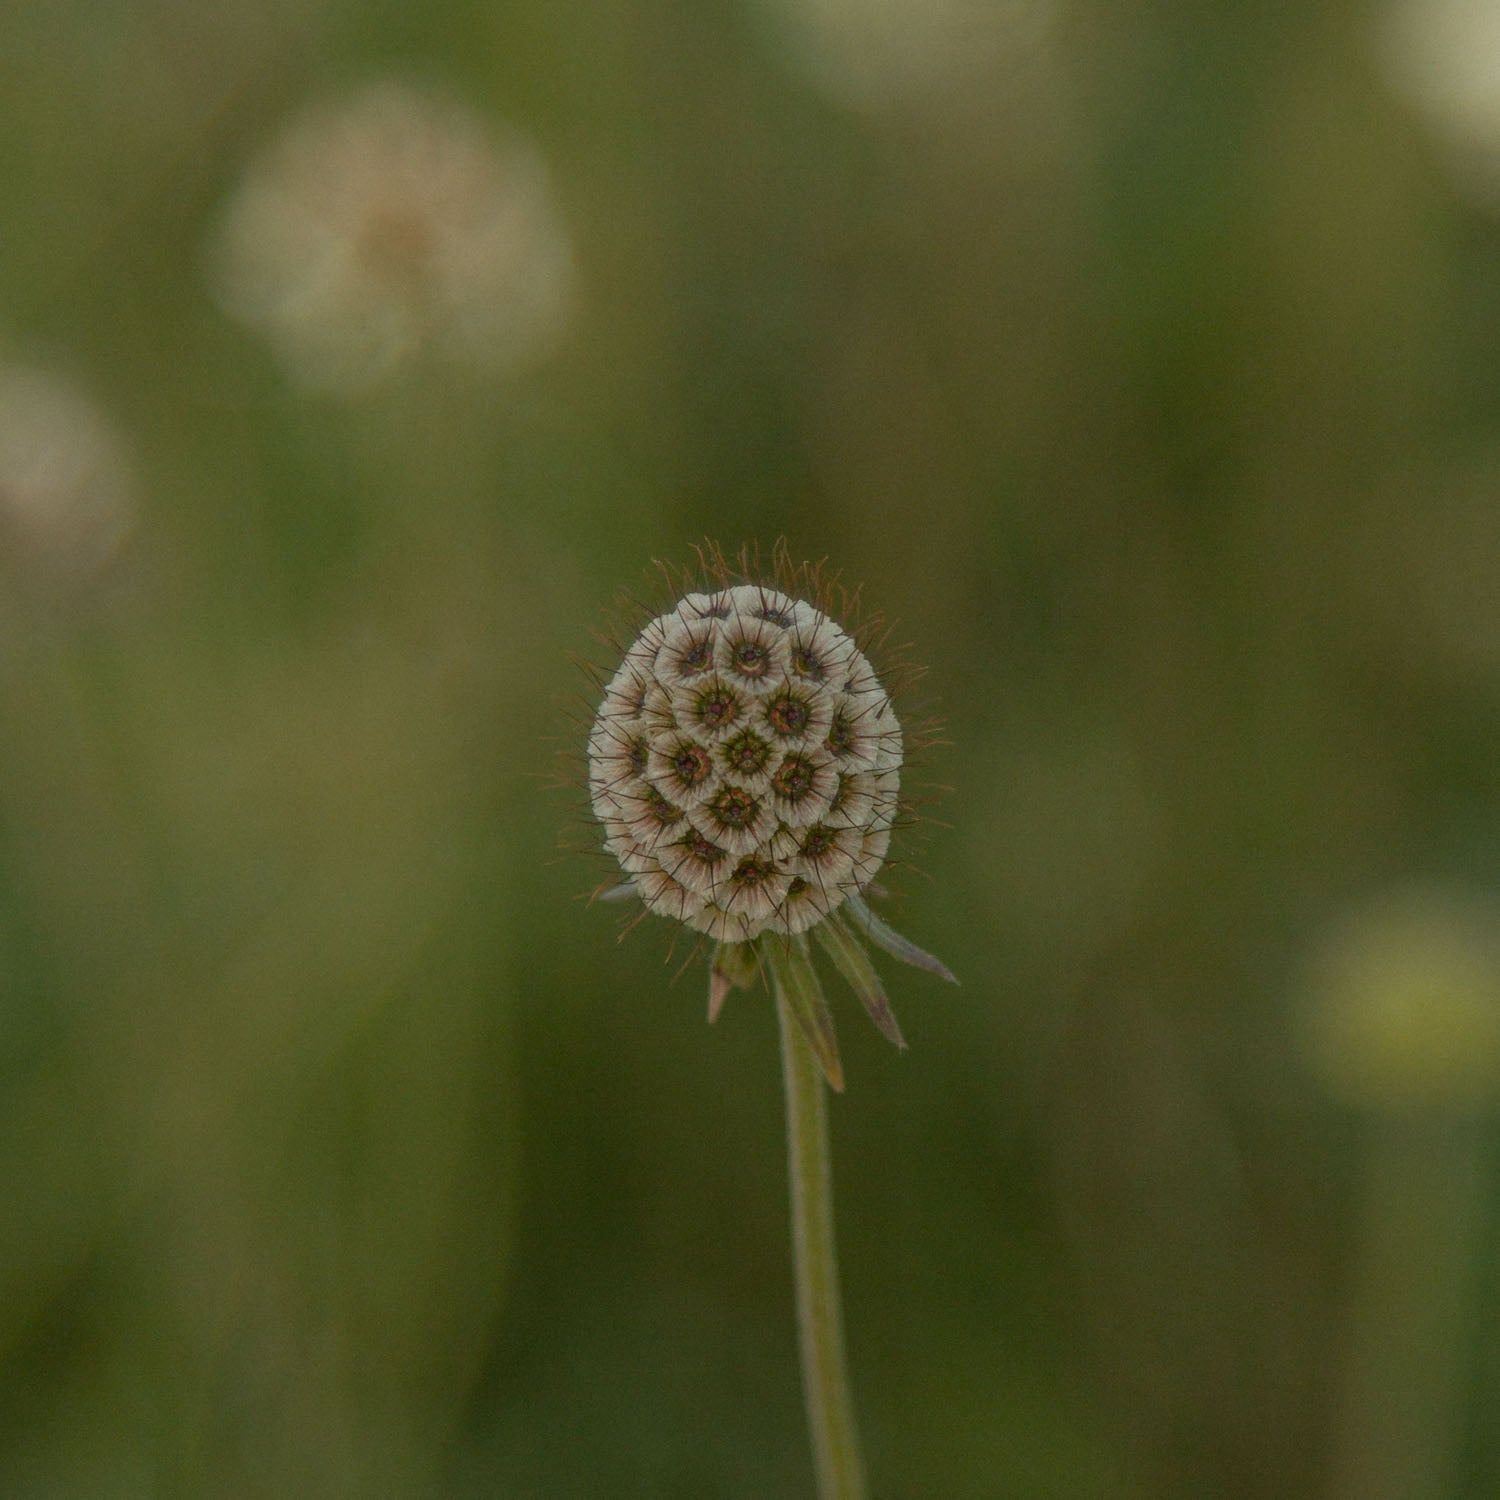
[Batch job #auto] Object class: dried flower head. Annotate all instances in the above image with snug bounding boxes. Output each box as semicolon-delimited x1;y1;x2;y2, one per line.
1300;884;1500;1113
583;542;954;1088
211;80;573;395
1379;0;1500;209
0;363;135;582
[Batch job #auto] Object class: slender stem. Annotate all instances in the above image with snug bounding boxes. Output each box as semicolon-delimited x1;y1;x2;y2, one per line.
777;983;868;1500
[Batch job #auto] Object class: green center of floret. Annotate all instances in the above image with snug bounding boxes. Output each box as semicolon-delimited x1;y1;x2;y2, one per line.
732;640;770;677
772;753;817;802
696;686;738;730
730;856;774;887
645;786;683;825
825;713;855;756
790;645;825;680
680;639;712;674
710;786;760;830
722;728;771;776
677;828;726;866
672;743;713;786
801;825;837;859
767;691;810;737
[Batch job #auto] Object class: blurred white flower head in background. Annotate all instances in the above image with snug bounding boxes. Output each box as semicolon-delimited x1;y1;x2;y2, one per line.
757;0;1060;121
1380;0;1500;204
1300;885;1500;1112
0;364;135;581
212;80;574;395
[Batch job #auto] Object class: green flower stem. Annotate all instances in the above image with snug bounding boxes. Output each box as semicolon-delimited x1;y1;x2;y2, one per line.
777;977;868;1500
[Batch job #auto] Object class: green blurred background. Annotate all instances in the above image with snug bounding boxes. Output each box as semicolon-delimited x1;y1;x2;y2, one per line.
5;1;1500;1495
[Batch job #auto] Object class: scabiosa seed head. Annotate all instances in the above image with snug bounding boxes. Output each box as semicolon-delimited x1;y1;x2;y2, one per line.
592;578;895;941
0;364;135;585
582;542;956;1089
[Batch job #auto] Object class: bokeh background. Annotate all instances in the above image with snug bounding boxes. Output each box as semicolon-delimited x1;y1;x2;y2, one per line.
5;1;1500;1496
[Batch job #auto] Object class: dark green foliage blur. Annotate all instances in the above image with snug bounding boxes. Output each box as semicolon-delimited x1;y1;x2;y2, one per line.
5;2;1500;1496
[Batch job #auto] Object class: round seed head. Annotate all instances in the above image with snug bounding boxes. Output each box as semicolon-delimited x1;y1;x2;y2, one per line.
589;579;902;939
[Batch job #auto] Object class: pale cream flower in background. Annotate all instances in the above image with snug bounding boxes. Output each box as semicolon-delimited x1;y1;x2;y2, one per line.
0;364;135;582
1298;884;1500;1499
1379;0;1500;206
1300;885;1500;1112
211;80;574;395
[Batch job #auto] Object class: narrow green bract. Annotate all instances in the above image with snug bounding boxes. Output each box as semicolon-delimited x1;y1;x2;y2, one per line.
813;913;907;1051
761;933;844;1093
